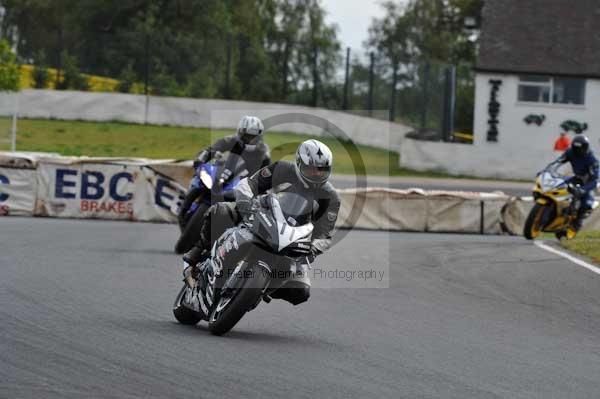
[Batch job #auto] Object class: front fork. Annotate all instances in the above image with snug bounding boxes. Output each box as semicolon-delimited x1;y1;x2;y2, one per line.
536;196;576;229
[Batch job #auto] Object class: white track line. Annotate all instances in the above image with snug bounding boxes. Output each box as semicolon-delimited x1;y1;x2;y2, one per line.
534;241;600;276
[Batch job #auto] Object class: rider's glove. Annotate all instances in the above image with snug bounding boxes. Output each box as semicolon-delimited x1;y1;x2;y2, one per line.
306;245;321;264
214;169;232;191
569;185;585;198
220;169;233;182
194;150;210;168
236;198;253;221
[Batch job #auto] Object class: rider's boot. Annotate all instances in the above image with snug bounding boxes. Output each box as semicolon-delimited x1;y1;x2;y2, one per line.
567;206;588;238
183;244;209;273
182;221;211;285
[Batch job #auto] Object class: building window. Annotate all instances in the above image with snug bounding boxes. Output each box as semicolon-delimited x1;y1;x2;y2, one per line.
518;75;585;105
553;78;586;104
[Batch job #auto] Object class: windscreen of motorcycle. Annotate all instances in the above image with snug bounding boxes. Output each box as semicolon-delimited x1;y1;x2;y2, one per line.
540;171;567;192
274;191;314;226
253;191;314;252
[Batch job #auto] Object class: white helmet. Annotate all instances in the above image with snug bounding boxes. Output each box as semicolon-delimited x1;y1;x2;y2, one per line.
295;140;333;187
237;116;264;145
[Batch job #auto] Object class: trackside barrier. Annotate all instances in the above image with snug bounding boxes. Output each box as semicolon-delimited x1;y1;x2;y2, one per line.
3;151;598;234
0;152;188;222
0;166;37;216
35;161;185;222
335;188;509;234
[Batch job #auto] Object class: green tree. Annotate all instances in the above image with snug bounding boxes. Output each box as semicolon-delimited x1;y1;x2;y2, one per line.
116;62;136;93
58;51;89;91
0;0;342;104
32;50;50;89
366;0;483;131
402;0;483;63
0;39;19;91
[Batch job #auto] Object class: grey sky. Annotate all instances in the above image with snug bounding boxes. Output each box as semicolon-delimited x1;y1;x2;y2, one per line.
320;0;391;54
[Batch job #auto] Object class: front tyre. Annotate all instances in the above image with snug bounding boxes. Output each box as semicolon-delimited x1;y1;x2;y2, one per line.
173;285;203;325
208;264;270;336
524;203;547;240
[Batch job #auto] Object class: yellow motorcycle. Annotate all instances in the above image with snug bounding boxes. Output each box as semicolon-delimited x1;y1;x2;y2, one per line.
524;170;587;240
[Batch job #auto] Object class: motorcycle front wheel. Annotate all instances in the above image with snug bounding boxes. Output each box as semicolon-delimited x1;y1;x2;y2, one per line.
524;203;548;240
208;264;270;336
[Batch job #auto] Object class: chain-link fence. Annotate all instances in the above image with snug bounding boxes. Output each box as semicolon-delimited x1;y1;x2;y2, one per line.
0;93;17;151
0;116;13;151
19;30;474;143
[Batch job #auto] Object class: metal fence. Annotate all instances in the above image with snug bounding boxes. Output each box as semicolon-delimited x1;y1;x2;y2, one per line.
20;31;474;142
0;93;17;151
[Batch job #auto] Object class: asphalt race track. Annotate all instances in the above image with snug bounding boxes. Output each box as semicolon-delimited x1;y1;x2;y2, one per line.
2;217;600;399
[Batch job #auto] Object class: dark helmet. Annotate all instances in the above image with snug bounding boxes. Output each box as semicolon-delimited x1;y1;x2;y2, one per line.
571;135;590;157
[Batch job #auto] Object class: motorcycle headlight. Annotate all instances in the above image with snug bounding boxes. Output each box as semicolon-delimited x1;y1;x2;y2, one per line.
199;169;213;189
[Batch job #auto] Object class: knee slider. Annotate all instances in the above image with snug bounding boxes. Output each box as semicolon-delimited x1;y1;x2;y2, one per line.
286;284;310;305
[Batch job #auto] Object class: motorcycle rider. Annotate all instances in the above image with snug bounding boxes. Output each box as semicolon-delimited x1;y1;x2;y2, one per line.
178;116;271;227
547;134;599;232
183;139;340;306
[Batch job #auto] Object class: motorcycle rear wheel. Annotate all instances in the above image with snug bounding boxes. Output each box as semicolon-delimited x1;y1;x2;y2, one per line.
173;285;204;325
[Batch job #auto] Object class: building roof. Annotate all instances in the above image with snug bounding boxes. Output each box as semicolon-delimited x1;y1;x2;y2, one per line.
476;0;600;78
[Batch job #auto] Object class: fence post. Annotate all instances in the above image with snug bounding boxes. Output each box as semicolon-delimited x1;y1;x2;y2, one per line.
368;52;374;116
420;62;430;129
312;46;318;107
225;33;232;99
441;66;456;142
282;39;290;100
55;28;64;88
342;47;350;110
143;31;150;124
10;91;18;152
389;61;398;122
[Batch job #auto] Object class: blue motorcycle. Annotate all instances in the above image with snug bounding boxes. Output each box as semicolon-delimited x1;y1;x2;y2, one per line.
175;152;248;254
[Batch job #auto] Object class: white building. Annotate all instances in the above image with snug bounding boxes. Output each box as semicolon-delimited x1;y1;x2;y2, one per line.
401;0;600;180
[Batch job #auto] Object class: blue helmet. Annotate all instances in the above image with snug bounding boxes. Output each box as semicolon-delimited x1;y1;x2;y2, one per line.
571;135;590;157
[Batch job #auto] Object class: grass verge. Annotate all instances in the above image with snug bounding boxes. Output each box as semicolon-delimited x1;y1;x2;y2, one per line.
0;117;458;177
560;231;600;264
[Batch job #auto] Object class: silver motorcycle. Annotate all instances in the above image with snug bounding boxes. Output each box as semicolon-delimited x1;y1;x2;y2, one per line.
173;192;314;335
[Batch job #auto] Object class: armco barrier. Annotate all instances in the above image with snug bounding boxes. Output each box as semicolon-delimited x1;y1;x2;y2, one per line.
4;151;597;234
